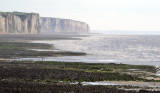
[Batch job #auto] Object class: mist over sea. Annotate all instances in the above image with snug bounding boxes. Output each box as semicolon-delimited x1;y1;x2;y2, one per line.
29;33;160;66
92;30;160;35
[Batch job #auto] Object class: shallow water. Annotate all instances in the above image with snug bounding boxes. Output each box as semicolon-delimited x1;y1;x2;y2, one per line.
28;49;61;52
15;56;160;66
72;81;160;88
17;34;160;66
71;81;118;86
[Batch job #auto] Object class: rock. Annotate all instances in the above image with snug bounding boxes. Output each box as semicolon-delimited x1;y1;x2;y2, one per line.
0;11;90;34
0;12;40;34
40;17;89;34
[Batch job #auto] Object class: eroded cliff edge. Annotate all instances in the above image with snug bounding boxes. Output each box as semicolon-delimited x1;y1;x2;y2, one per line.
40;17;89;34
0;12;90;34
0;12;40;34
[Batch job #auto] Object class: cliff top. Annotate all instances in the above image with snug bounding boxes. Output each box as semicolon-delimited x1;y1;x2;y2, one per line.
0;11;39;16
41;17;88;25
0;11;39;21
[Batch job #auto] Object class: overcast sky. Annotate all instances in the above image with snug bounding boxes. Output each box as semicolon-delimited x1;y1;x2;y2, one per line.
0;0;160;31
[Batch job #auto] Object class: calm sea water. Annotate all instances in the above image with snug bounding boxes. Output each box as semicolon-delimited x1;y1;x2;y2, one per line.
19;34;160;66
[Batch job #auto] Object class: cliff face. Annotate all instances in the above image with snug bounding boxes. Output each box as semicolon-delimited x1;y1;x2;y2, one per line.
0;12;90;34
0;12;40;34
40;17;89;33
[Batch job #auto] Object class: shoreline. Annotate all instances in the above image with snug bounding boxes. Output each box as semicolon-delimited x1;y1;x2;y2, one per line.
0;34;160;92
0;61;159;92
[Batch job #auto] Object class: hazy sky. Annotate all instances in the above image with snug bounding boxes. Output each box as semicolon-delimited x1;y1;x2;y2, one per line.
0;0;160;31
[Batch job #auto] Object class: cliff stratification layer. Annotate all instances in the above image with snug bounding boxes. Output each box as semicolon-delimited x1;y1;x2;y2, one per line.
0;12;40;34
40;17;89;33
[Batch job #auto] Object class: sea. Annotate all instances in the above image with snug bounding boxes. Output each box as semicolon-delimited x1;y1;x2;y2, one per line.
18;31;160;66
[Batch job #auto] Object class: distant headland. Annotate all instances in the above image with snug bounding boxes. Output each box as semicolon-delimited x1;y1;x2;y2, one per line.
0;11;90;34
